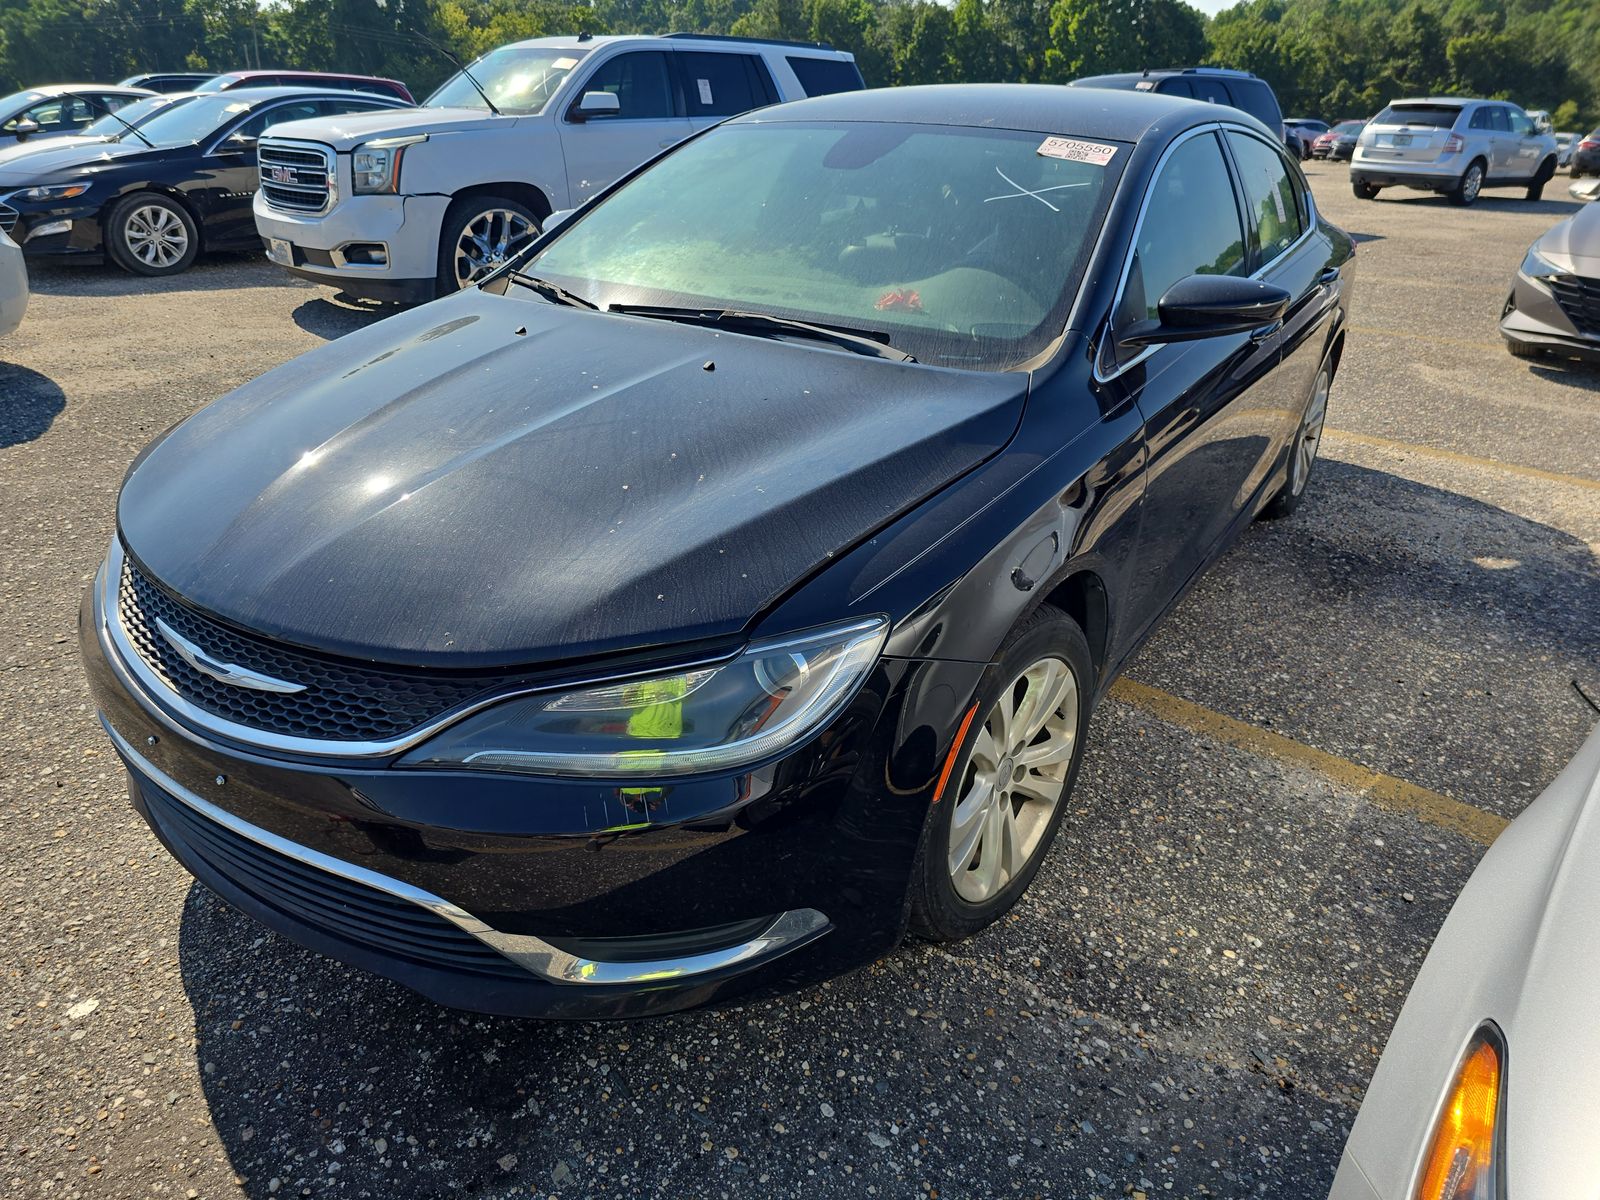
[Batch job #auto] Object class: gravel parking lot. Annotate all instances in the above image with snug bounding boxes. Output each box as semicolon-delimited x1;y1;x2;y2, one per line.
3;160;1597;1199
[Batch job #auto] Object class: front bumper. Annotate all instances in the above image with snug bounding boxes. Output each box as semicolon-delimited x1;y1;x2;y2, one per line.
2;196;105;259
1500;270;1600;362
81;553;985;1018
253;191;448;303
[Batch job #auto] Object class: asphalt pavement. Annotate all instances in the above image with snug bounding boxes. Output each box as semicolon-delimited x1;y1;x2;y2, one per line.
1;160;1597;1199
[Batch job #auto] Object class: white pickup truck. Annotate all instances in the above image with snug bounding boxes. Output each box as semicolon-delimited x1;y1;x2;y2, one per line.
252;33;863;303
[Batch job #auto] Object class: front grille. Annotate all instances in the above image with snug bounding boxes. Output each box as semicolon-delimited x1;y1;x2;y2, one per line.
258;140;333;213
117;558;502;742
1549;274;1600;337
140;779;529;980
0;204;17;235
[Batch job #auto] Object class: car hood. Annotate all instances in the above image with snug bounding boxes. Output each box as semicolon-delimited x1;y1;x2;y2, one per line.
265;105;503;150
1342;721;1600;1198
0;138;153;186
1536;200;1600;271
118;288;1028;668
0;133;110;166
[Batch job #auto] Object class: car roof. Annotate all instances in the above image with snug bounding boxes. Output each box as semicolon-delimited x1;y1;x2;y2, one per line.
730;83;1256;142
21;83;155;96
1385;97;1499;108
192;86;408;105
505;33;852;59
1074;66;1262;84
213;70;401;83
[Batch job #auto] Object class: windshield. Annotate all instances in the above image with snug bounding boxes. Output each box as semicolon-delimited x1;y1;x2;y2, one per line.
1373;104;1460;129
191;76;238;93
0;90;46;118
85;94;185;138
123;93;258;147
425;46;588;114
526;121;1125;371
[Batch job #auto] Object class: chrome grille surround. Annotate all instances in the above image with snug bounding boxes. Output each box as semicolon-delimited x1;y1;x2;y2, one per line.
258;139;334;214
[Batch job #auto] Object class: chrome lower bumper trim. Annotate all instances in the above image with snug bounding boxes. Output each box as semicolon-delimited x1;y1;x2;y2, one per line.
103;720;830;987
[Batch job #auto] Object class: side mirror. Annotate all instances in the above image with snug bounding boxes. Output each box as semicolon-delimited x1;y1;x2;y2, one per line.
1119;274;1291;346
573;91;621;121
222;132;257;153
12;117;40;141
543;208;576;233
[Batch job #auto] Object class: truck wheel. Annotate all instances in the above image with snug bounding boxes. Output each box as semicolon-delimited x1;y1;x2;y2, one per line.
436;196;541;295
105;192;199;277
1448;159;1485;206
1352;180;1380;200
1525;156;1556;201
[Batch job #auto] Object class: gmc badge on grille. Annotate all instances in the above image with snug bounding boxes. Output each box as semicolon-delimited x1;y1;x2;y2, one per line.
153;617;307;694
267;166;297;184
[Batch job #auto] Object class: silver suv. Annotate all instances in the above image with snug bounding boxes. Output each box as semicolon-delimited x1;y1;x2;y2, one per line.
1351;97;1558;206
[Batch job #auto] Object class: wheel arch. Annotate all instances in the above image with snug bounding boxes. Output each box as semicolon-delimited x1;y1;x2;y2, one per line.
100;185;207;251
446;182;553;224
1037;569;1110;682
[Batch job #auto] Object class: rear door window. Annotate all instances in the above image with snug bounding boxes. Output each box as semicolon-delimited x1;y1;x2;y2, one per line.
677;52;777;117
1224;78;1281;128
1226;131;1304;263
785;56;865;97
1155;78;1194;98
1188;77;1231;106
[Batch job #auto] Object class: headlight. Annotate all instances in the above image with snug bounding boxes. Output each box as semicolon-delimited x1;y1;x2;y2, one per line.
351;135;426;195
16;182;89;201
401;617;888;778
1519;243;1563;278
1414;1025;1503;1200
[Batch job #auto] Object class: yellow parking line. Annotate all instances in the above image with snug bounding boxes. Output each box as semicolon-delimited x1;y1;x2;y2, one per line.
1347;323;1500;351
1108;678;1509;846
1323;428;1600;491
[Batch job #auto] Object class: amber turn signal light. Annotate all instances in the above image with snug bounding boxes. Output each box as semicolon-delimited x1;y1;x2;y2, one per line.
1415;1027;1503;1200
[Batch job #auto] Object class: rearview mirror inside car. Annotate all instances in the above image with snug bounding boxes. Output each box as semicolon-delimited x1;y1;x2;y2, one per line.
1119;274;1292;346
574;91;621;121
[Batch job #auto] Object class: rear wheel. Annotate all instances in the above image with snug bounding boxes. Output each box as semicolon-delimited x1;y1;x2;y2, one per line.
1449;159;1486;206
908;607;1092;943
105;192;199;277
435;195;541;296
1261;359;1331;520
1352;180;1380;200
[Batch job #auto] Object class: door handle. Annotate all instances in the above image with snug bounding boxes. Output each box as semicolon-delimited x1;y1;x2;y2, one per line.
1248;321;1281;345
1319;266;1341;285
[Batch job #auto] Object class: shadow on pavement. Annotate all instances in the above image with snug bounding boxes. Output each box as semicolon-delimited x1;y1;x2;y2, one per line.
26;253;303;299
0;363;66;447
291;294;399;341
1375;191;1582;217
1526;357;1600;391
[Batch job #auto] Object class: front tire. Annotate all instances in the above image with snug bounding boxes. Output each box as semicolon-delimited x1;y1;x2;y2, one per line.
1352;180;1380;200
1506;339;1543;360
908;606;1092;943
436;195;541;296
105;192;199;277
1260;358;1331;520
1449;159;1486;206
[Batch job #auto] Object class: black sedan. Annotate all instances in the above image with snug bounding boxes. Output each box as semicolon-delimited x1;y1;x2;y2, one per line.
82;84;1355;1019
0;87;407;276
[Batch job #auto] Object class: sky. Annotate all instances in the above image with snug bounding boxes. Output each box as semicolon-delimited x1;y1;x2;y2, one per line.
1188;0;1240;13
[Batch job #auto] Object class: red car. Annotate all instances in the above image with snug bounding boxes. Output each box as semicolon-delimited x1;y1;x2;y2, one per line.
194;71;413;104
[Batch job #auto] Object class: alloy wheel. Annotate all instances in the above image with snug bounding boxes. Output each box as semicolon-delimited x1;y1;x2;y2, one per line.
452;208;538;288
948;656;1079;903
1463;164;1482;203
1291;367;1330;497
124;204;189;269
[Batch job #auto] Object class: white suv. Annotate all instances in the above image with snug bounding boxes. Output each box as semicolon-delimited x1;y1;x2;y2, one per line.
1351;97;1559;206
252;33;863;302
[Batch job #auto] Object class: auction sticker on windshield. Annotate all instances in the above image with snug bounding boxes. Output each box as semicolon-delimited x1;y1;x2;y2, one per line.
1037;137;1117;166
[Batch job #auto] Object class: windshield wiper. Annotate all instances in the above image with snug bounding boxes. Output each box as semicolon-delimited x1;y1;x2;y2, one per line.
506;272;597;309
85;96;154;149
604;304;916;362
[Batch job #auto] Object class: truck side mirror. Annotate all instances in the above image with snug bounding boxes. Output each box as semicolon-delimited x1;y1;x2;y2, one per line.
573;91;621;122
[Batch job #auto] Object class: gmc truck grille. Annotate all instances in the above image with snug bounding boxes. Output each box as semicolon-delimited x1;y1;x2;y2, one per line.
258;140;334;214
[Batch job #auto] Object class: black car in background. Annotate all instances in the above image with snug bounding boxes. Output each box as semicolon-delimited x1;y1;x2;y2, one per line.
1070;67;1284;136
119;73;217;94
0;87;409;275
83;84;1354;1019
1572;128;1600;178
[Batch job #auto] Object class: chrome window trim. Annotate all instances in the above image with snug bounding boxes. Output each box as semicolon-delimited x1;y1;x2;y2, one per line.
103;720;830;986
202;96;405;156
1093;120;1318;385
97;539;739;760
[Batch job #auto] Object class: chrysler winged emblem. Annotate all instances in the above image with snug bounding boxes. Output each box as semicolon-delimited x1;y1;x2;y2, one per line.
153;618;307;695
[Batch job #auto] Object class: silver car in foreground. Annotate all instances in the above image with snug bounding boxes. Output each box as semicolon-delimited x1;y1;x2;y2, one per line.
0;225;27;336
1500;197;1600;361
1351;97;1558;206
1330;719;1600;1200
